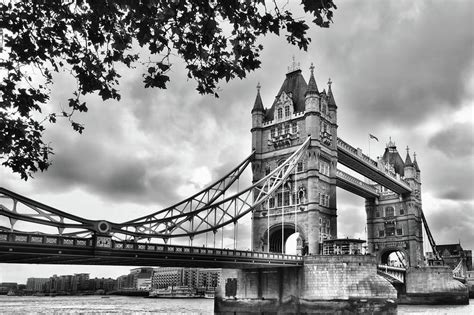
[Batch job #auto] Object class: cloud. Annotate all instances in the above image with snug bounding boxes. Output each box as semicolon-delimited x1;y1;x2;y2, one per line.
428;122;474;158
423;196;474;250
313;0;474;129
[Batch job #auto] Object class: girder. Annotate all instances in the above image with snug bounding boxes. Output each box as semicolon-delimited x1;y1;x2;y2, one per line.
0;137;310;242
337;138;412;194
125;151;255;224
112;137;311;240
335;169;379;198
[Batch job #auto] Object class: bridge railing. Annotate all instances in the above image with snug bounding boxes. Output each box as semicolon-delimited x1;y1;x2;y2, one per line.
337;138;378;168
0;231;303;262
377;264;406;283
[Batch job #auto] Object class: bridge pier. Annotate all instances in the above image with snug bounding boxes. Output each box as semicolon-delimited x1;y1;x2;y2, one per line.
215;255;397;314
399;266;469;305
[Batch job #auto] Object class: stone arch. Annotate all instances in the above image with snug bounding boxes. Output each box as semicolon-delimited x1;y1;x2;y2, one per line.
378;246;410;267
265;222;306;254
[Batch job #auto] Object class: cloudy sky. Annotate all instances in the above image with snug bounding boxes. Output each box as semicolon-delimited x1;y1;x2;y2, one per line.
1;0;473;283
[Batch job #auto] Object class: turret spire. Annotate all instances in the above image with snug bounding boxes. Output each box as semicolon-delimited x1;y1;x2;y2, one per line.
413;152;420;171
327;77;337;108
305;62;319;96
252;82;264;113
405;146;413;165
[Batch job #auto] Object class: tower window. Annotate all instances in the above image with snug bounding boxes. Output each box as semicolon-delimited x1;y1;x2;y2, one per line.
396;228;403;236
297;161;304;172
321;122;328;133
278;125;283;135
284;106;290;117
400;208;405;215
270;129;275;138
277;108;283;119
320;194;330;207
375;211;380;218
283;191;290;206
284;124;290;134
385;207;395;217
379;230;385;237
269;197;275;208
277;193;282;207
292;122;297;133
386;226;395;237
321;103;327;115
319;161;330;176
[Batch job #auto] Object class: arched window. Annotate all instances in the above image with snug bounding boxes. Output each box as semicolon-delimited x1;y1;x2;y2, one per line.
277;108;283;119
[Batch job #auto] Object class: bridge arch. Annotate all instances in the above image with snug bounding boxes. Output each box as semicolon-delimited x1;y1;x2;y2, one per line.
264;223;306;254
378;247;409;268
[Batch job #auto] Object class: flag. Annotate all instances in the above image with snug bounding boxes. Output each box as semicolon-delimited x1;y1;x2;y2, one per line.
369;134;379;141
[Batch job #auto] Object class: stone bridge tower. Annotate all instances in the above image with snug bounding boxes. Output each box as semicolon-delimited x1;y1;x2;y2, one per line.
251;62;338;255
365;141;424;267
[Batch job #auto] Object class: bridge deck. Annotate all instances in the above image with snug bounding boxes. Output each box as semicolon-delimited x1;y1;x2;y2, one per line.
0;232;302;268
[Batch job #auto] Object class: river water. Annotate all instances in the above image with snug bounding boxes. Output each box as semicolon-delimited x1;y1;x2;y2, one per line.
0;296;472;314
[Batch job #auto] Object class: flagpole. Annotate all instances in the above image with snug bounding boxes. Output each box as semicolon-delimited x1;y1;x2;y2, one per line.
368;134;371;159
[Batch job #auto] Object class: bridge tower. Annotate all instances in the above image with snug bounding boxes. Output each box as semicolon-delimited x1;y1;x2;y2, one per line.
365;141;424;267
251;62;338;255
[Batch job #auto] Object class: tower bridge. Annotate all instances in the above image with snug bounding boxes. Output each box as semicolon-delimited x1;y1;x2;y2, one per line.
0;62;469;310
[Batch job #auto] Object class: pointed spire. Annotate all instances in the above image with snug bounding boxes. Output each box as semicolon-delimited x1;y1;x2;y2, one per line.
327;78;337;107
252;82;264;113
413;152;420;171
405;146;413;166
305;62;319;96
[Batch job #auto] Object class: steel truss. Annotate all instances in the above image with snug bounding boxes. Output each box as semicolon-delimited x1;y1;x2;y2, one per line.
0;137;310;243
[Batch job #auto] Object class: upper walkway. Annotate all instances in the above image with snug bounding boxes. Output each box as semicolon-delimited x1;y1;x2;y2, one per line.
336;169;379;199
336;138;412;195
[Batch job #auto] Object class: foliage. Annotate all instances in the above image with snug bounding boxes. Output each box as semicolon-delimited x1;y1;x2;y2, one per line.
0;0;336;180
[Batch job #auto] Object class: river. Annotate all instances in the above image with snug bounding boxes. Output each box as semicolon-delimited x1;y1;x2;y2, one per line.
0;296;472;314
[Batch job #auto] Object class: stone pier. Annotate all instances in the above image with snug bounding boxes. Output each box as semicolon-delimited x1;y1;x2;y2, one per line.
215;255;397;314
399;266;469;305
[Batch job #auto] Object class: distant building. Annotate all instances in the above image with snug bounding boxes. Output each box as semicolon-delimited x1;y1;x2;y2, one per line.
26;278;49;292
197;269;221;289
0;282;17;294
151;267;186;289
89;277;116;293
117;267;155;291
426;243;472;275
151;267;221;291
72;273;90;292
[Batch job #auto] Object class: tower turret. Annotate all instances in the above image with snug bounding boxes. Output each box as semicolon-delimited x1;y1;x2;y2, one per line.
251;83;265;154
404;146;415;180
304;63;320;139
413;152;421;181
